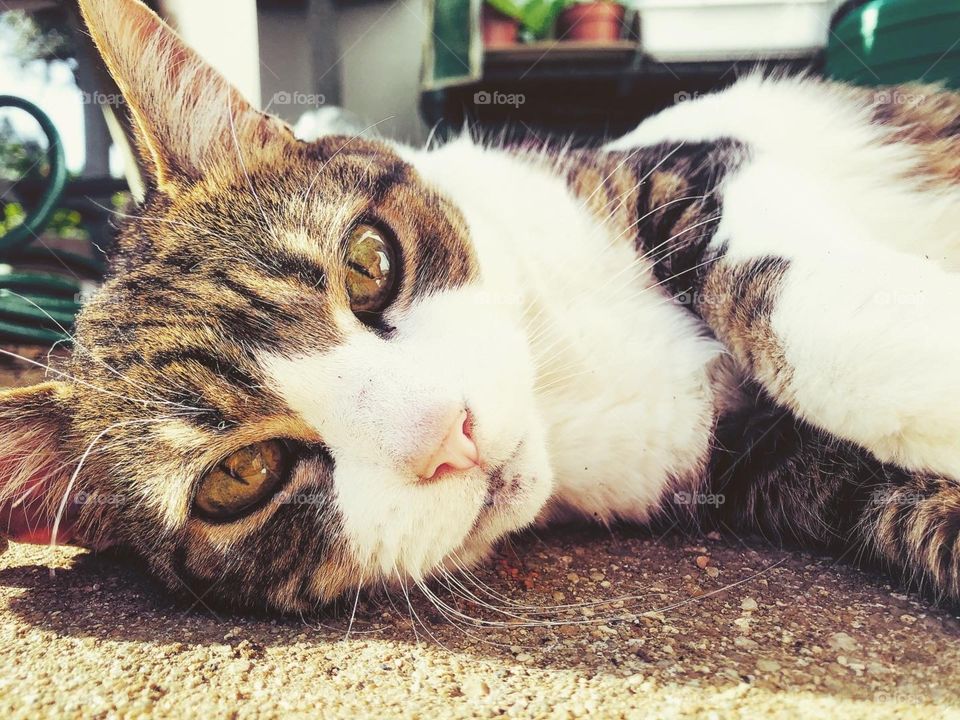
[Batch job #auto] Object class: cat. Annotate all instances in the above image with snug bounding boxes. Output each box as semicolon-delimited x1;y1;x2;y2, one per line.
1;0;960;613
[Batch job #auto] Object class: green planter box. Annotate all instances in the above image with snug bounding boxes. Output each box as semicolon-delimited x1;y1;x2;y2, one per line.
827;0;960;89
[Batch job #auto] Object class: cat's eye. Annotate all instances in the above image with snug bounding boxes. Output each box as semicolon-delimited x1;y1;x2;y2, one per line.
345;223;398;316
194;440;293;522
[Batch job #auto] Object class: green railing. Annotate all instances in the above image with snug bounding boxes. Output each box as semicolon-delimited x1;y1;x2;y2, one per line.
0;95;105;344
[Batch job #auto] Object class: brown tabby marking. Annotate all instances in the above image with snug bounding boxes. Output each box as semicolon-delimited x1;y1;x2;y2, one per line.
555;93;960;604
0;0;483;612
60;133;481;609
8;0;960;614
711;387;960;604
697;257;792;393
867;84;960;186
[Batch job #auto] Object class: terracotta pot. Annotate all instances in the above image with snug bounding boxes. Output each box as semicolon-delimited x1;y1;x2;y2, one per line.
557;2;625;42
482;4;521;47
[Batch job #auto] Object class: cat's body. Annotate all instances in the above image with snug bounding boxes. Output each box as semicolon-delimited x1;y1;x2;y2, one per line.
411;82;960;592
2;0;960;611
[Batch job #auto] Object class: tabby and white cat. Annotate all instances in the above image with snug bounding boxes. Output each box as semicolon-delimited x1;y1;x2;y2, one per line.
2;0;960;612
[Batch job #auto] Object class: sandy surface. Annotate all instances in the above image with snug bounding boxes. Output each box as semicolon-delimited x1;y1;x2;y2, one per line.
2;348;959;719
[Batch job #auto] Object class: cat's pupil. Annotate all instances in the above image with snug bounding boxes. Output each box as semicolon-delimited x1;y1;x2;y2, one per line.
345;224;398;317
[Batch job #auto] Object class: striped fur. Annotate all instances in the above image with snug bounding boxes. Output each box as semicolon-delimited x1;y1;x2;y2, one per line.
0;0;959;613
554;83;960;603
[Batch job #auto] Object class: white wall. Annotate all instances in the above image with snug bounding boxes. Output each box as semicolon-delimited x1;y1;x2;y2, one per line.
337;0;427;144
160;0;426;142
257;3;315;122
161;0;262;105
257;0;427;143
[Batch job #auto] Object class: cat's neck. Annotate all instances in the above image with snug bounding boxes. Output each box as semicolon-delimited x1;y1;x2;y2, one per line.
409;138;722;520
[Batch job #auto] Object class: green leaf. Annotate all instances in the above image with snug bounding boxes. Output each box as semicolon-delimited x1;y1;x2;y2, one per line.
486;0;525;21
519;0;566;38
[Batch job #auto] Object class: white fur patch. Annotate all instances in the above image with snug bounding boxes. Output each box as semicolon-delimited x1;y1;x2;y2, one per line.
260;290;552;583
717;154;960;478
260;74;960;586
411;139;720;523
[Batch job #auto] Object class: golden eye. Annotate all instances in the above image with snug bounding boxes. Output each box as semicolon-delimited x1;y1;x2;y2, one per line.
345;223;398;316
194;440;292;522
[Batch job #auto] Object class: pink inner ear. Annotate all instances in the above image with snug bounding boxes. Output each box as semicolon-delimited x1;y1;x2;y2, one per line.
0;466;78;547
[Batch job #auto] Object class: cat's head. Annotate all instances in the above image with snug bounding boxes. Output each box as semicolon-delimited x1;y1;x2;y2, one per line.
0;0;553;611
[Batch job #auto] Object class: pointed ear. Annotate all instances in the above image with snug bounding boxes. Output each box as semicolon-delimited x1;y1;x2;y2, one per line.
0;383;79;547
78;0;294;191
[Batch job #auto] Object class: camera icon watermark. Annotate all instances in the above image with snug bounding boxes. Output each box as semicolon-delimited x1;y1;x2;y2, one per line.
74;491;126;506
269;91;327;108
873;89;927;109
473;90;525;109
271;490;326;508
673;91;704;104
673;491;725;507
80;90;125;107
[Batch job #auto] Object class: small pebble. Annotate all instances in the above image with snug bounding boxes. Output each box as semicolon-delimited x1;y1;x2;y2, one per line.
756;659;781;673
827;632;858;653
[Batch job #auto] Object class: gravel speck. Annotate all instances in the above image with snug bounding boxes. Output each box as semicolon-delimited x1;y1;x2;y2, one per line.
828;632;858;653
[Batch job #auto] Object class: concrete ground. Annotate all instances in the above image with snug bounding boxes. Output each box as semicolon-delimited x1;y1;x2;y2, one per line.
1;347;959;719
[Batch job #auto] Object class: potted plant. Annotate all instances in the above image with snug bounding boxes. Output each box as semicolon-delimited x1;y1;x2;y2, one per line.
557;0;625;42
482;0;523;47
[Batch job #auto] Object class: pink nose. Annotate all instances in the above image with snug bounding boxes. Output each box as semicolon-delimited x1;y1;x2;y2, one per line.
415;409;480;481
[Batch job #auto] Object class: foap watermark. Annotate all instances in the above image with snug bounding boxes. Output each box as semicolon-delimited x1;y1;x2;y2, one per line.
471;289;524;307
871;488;928;507
74;491;126;507
473;90;525;109
269;91;327;109
80;90;125;107
673;91;705;104
675;288;737;310
874;690;945;706
873;88;928;109
271;490;327;508
873;289;926;307
673;490;725;507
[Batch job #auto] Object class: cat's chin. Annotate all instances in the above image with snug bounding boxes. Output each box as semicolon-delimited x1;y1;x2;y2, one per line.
442;432;554;571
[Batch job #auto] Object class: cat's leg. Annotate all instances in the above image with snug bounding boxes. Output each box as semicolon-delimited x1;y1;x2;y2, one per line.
709;390;960;603
698;155;960;480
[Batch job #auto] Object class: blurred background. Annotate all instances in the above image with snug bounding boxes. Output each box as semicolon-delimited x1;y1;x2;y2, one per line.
0;0;957;345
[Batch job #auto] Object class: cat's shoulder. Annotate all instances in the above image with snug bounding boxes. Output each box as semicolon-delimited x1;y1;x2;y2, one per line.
607;75;960;174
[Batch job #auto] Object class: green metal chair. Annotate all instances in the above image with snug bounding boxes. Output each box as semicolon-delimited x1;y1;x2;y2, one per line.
0;95;106;344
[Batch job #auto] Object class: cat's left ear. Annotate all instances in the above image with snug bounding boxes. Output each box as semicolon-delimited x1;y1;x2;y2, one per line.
0;383;80;547
77;0;295;193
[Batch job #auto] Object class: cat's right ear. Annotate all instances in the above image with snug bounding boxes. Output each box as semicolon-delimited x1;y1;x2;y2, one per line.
77;0;294;193
0;383;79;547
